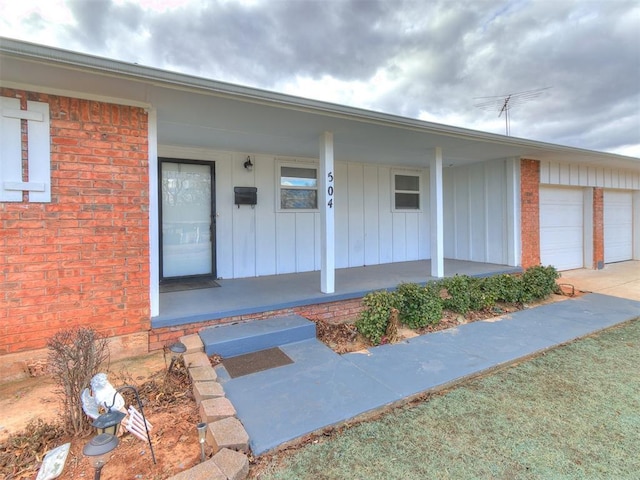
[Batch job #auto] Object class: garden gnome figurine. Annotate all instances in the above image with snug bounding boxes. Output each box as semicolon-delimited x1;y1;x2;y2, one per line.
81;373;125;419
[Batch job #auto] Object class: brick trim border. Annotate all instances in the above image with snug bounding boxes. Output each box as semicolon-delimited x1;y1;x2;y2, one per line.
592;187;605;269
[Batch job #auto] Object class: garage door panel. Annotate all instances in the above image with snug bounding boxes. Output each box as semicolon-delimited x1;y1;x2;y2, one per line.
604;190;633;263
541;227;583;246
542;249;584;271
540;187;584;271
540;207;583;228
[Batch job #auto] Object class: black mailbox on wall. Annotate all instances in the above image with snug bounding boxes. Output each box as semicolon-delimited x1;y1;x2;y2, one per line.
234;186;257;206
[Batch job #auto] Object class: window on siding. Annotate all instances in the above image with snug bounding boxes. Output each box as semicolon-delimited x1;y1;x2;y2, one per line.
394;173;420;210
279;165;318;210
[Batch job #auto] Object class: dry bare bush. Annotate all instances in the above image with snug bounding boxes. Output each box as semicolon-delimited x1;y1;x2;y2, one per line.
47;328;110;435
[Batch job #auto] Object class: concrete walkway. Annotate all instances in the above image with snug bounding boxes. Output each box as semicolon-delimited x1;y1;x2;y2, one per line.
215;292;640;455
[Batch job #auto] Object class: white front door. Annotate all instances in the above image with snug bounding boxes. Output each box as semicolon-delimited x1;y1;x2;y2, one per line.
160;160;215;278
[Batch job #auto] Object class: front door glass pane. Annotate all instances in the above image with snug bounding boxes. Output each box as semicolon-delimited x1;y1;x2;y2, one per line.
162;162;212;277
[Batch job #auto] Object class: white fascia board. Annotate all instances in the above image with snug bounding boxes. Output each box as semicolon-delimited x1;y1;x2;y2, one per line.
0;80;151;110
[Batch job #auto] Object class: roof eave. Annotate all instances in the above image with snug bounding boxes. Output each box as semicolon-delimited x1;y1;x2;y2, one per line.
1;36;638;165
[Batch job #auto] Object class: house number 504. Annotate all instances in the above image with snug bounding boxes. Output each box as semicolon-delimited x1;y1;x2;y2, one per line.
327;172;334;208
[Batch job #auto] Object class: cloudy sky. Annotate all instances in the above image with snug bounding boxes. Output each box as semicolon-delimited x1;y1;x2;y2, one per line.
1;0;639;157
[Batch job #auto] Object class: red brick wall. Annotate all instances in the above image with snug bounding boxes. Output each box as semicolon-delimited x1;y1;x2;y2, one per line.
0;89;150;355
520;159;540;268
592;187;604;269
149;298;364;351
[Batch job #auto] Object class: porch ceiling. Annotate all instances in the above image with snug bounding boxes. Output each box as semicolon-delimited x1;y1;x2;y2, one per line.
153;87;531;167
2;38;639;170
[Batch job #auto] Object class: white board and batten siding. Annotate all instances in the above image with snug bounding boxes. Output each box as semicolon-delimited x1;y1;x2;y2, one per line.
539;160;640;269
443;159;513;265
539;161;640;190
326;161;430;270
159;146;430;279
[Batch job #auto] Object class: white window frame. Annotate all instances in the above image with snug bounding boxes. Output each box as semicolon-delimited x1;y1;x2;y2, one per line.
276;160;319;212
392;170;422;212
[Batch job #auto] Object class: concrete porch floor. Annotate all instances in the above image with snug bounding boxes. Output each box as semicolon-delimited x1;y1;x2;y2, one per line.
153;259;520;329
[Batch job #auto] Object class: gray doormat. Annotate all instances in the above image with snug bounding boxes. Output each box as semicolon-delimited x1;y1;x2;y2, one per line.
160;278;220;293
223;347;294;378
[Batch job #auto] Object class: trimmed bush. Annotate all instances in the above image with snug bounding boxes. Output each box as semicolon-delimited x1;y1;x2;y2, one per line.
396;283;443;329
439;275;495;314
483;273;523;304
521;265;560;302
355;290;396;345
356;265;560;345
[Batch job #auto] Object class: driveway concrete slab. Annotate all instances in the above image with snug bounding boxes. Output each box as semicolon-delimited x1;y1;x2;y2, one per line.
560;261;640;301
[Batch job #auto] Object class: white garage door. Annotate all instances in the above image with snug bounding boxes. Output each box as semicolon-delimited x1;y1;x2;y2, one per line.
604;190;633;263
540;187;584;270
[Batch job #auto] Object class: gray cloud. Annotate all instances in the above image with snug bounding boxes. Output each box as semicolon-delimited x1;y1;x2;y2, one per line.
51;0;640;154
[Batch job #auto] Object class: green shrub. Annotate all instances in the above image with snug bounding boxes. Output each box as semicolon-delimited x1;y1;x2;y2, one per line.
356;290;396;345
439;275;495;314
473;277;498;311
395;283;443;329
483;273;523;304
521;265;560;302
356;266;560;345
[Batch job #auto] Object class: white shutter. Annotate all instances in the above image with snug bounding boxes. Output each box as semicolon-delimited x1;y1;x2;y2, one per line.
0;97;22;202
0;98;51;202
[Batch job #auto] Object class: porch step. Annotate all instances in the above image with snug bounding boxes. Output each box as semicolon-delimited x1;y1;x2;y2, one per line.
199;315;316;358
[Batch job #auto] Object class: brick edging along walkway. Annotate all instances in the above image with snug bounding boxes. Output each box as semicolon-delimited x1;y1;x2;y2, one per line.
166;334;250;480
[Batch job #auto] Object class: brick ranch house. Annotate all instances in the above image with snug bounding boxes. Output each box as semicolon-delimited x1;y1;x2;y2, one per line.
1;38;639;381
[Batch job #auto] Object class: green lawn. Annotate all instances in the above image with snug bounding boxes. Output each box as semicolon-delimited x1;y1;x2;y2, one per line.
254;318;640;479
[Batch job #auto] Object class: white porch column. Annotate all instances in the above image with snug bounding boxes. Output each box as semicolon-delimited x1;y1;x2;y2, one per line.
505;158;521;266
430;147;444;278
319;131;335;293
148;108;160;317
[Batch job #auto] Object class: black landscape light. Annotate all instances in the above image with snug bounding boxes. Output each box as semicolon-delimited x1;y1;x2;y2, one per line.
92;408;126;436
92;385;157;465
167;341;187;374
83;433;119;480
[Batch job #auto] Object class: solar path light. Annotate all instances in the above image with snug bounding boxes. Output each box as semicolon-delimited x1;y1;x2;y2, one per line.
83;433;119;480
197;422;207;462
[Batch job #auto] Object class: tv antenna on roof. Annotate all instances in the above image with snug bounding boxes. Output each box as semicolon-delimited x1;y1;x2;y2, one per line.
474;87;551;136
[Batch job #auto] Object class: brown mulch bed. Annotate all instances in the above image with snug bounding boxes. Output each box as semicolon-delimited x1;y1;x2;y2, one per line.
312;301;536;354
1;362;202;480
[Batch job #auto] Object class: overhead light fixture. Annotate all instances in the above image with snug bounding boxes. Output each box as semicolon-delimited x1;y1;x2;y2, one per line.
243;156;253;171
